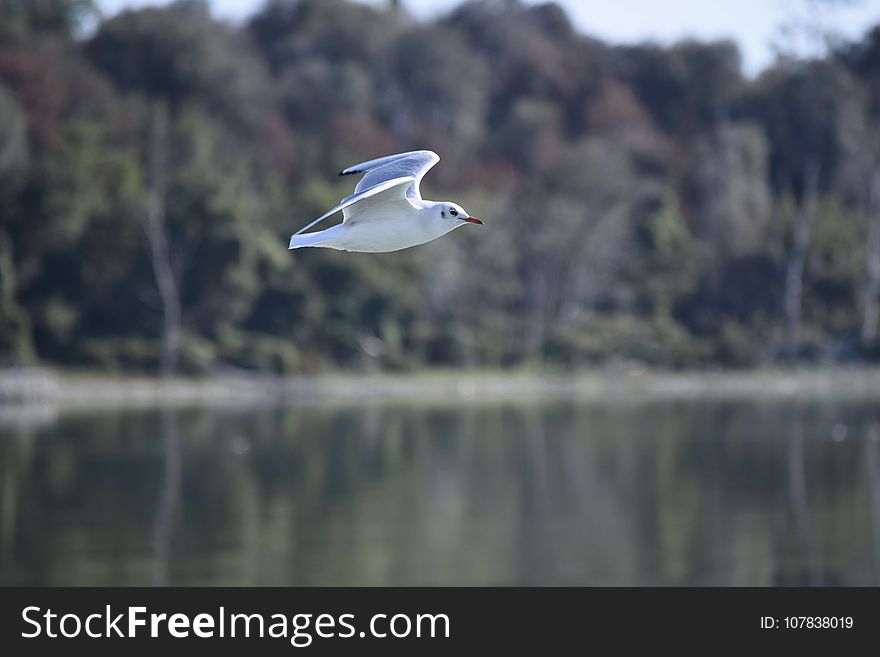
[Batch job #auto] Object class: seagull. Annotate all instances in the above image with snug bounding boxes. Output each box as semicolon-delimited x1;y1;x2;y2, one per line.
288;150;483;253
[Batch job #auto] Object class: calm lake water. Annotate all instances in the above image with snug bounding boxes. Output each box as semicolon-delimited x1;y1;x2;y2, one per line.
2;398;880;586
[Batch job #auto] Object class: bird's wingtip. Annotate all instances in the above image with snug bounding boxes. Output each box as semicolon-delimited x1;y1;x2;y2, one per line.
339;169;361;177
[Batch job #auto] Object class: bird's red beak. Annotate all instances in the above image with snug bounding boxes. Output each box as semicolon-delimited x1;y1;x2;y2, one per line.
464;216;484;225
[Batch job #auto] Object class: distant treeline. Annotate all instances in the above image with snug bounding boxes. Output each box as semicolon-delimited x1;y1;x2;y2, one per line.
1;0;880;373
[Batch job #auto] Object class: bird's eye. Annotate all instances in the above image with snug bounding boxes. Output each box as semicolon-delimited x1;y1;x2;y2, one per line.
449;208;458;216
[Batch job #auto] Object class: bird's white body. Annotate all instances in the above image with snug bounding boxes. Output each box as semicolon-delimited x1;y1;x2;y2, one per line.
291;199;459;253
289;150;482;253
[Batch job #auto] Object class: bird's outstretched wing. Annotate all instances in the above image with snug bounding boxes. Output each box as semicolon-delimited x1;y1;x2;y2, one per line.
340;150;439;199
289;176;415;243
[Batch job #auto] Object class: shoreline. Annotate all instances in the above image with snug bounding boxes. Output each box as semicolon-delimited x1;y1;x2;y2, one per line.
4;366;880;409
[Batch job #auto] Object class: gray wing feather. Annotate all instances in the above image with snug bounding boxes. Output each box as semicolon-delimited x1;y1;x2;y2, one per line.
339;150;439;198
290;176;415;243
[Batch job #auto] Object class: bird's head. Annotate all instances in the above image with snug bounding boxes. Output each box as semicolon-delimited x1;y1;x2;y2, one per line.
437;202;483;226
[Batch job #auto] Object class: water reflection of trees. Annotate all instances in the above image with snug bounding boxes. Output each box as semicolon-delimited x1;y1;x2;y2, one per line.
152;409;181;586
784;410;822;585
0;400;878;585
866;425;880;585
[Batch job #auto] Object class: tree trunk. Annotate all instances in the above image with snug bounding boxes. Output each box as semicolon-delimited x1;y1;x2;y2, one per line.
705;119;733;299
781;159;820;360
144;103;181;377
860;169;880;347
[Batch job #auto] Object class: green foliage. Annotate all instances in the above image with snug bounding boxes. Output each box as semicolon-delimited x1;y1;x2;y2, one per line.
0;82;26;174
804;197;865;336
0;230;34;362
87;2;272;129
638;194;701;317
545;312;707;368
617;39;744;135
744;60;868;195
0;0;96;39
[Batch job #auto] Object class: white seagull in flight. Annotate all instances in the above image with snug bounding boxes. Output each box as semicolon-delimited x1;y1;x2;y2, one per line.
288;150;483;253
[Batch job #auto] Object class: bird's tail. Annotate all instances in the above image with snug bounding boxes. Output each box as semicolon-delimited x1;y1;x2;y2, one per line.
289;231;327;250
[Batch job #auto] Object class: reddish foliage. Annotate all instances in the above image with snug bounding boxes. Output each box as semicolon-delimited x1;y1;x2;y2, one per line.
587;78;652;134
0;45;67;148
257;111;299;178
330;113;398;163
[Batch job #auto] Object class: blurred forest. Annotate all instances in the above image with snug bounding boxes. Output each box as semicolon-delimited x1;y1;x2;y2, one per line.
1;0;880;374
